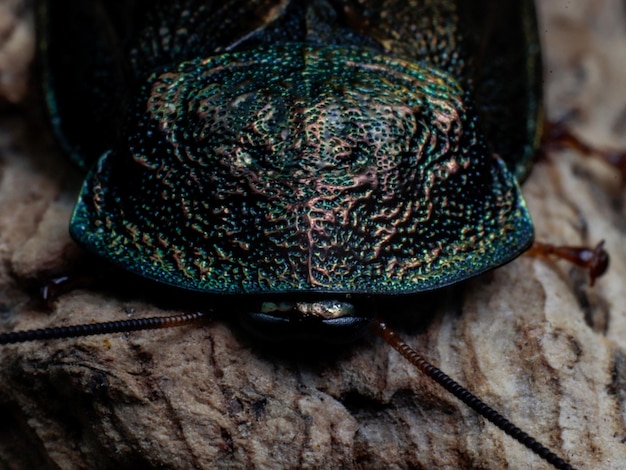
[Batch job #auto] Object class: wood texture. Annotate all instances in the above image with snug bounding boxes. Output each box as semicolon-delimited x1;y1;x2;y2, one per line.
0;1;625;468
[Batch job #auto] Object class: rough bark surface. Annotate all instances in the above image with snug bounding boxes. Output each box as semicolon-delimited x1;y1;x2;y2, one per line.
1;1;625;469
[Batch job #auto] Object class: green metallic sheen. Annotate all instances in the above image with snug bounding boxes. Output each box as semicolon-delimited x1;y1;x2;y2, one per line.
42;0;540;295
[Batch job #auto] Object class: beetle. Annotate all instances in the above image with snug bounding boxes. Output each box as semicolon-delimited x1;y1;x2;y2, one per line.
0;0;624;468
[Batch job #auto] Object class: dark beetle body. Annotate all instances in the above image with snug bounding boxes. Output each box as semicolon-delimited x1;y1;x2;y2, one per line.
41;1;541;317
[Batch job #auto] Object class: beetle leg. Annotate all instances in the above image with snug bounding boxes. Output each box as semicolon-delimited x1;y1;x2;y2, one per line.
39;273;98;306
542;120;626;183
526;240;609;286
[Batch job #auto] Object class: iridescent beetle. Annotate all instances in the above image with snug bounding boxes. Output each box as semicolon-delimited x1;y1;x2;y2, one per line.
0;1;614;469
45;0;543;338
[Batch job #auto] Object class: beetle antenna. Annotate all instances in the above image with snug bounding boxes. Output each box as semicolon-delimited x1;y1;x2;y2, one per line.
0;312;207;345
372;320;575;470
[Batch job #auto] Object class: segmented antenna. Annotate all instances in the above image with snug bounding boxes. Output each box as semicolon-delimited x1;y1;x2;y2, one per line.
372;320;574;470
0;312;206;344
